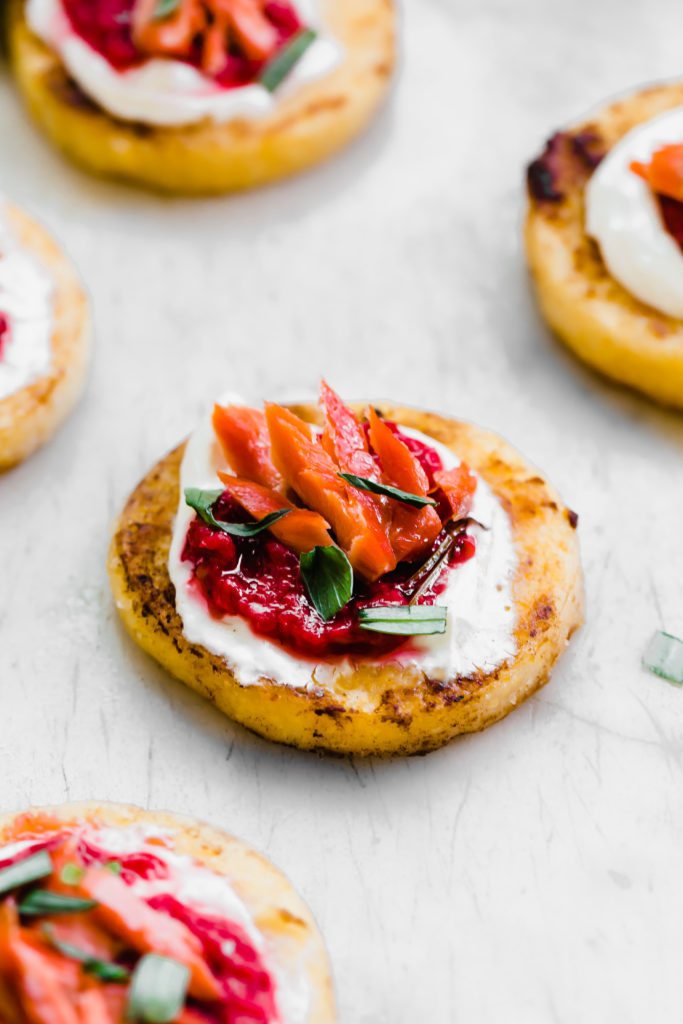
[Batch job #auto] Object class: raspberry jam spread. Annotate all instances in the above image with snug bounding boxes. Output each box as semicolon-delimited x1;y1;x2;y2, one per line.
0;815;280;1024
183;495;476;659
61;0;303;85
0;313;9;361
181;386;479;661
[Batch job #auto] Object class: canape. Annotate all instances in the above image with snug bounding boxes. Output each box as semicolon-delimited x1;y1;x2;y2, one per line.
0;801;335;1022
108;382;583;756
8;0;395;194
0;200;89;471
526;82;683;408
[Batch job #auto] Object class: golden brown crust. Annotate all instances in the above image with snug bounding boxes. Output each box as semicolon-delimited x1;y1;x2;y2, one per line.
526;82;683;409
0;202;90;470
0;800;336;1024
8;0;395;194
107;404;584;757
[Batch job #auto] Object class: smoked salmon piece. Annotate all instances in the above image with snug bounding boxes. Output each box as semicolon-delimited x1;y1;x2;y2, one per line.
367;408;442;562
631;145;683;202
319;380;380;481
265;403;396;581
132;0;206;59
0;900;80;1024
76;989;121;1024
433;464;477;521
217;474;333;553
76;870;221;1002
215;0;279;61
213;405;282;491
132;0;278;66
319;379;393;537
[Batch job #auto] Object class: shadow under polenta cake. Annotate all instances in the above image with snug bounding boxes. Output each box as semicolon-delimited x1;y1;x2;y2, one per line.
108;403;583;757
7;0;396;194
526;82;683;409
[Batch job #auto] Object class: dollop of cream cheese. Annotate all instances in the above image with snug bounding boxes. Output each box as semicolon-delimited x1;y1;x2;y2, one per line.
27;0;344;127
167;399;519;689
0;203;55;402
585;106;683;318
0;824;309;1024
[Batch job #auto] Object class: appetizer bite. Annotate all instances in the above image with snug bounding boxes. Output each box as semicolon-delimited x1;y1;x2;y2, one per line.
0;801;335;1023
7;0;395;193
526;83;683;408
0;200;89;470
108;382;583;756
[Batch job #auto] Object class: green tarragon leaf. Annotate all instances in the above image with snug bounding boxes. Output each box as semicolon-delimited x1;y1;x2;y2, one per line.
126;954;190;1023
338;473;437;509
643;630;683;685
299;546;353;621
184;488;292;537
259;28;317;92
0;850;52;897
152;0;181;22
19;890;96;916
358;605;448;635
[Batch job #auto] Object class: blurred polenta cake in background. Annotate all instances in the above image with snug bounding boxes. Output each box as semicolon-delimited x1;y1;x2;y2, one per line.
0;801;336;1022
526;82;683;409
0;198;89;470
7;0;395;193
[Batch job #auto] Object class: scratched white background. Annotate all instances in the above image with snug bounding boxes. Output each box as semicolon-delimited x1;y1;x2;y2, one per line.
2;1;683;1021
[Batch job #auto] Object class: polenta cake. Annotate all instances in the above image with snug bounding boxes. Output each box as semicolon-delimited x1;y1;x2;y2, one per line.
526;82;683;408
108;382;583;756
8;0;395;193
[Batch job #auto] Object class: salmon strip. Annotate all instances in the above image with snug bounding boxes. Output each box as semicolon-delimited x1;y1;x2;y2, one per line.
319;380;381;481
133;0;278;65
132;0;206;58
265;403;396;581
1;904;80;1024
433;464;477;521
213;0;279;61
217;474;332;553
213;405;282;490
631;144;683;202
319;379;394;536
76;870;221;1002
367;408;442;562
46;916;119;965
76;990;120;1024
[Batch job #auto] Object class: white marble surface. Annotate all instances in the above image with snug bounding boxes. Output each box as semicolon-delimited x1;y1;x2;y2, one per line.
1;2;683;1021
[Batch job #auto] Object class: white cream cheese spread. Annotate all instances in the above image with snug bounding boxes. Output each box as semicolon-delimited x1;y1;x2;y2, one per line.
27;0;344;128
585;106;683;318
0;204;55;403
167;400;519;689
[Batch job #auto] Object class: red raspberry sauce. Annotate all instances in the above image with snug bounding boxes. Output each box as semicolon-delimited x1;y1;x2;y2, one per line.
182;426;477;659
61;0;302;84
658;194;683;254
0;313;9;360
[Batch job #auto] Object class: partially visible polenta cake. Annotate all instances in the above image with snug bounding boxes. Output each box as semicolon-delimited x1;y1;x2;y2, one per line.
108;381;583;757
7;0;395;194
0;199;89;470
0;800;336;1022
526;82;683;409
